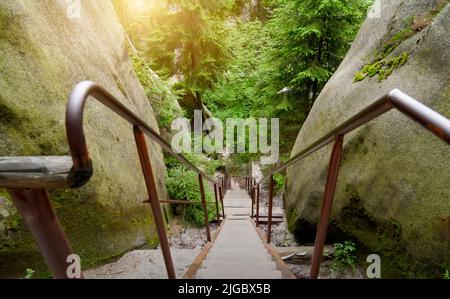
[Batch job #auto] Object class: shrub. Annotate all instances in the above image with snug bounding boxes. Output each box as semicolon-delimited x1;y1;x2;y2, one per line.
331;241;357;272
273;173;286;191
444;269;450;279
166;165;218;226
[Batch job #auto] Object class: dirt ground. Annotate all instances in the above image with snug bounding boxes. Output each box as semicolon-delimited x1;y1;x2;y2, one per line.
166;218;219;249
85;217;215;279
260;221;364;279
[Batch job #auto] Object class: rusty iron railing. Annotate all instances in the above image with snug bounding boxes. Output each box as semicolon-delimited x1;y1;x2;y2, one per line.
248;89;450;279
0;81;226;279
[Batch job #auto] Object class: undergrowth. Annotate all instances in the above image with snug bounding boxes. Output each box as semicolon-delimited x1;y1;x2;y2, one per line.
165;153;221;227
331;241;357;272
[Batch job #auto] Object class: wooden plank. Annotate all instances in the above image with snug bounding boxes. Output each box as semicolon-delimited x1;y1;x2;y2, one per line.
255;214;284;218
182;220;226;279
0;156;73;189
256;219;284;225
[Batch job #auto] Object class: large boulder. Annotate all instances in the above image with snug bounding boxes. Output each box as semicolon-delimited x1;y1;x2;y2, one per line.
285;0;450;278
0;0;168;278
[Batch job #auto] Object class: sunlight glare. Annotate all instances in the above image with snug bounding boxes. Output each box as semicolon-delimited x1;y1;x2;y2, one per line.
127;0;154;16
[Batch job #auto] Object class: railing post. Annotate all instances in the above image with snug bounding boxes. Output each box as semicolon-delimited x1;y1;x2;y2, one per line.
219;185;226;219
251;187;255;218
310;135;344;279
221;178;225;193
256;184;260;226
198;174;212;242
133;126;176;279
267;175;274;244
245;177;248;193
7;188;77;279
213;183;220;223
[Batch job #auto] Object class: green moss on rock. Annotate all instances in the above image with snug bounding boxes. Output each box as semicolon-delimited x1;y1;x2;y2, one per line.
338;195;441;278
353;1;449;83
287;0;450;279
0;1;168;278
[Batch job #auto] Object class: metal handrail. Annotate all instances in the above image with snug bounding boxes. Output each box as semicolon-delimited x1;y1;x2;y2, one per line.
249;89;450;279
66;81;226;279
67;81;217;186
0;81;226;279
257;89;450;185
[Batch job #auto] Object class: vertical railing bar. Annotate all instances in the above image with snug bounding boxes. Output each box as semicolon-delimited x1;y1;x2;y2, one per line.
198;174;212;242
246;177;248;194
213;183;220;223
133;126;176;279
267;175;274;244
310;135;344;279
221;178;225;193
256;184;260;227
219;185;226;219
8;188;77;279
251;187;255;218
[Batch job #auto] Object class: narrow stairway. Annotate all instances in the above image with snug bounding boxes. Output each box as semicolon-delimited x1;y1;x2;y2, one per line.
196;189;283;279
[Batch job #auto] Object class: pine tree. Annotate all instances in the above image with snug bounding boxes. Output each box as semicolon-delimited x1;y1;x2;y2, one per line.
266;0;371;111
143;0;233;114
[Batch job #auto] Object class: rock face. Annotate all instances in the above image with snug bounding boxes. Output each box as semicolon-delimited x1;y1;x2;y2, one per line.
0;0;168;278
285;0;450;278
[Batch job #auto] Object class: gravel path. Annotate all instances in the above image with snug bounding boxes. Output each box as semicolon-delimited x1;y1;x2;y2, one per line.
85;248;201;279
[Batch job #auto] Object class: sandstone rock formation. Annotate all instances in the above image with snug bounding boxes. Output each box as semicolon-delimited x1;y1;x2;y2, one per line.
0;0;168;278
285;0;450;278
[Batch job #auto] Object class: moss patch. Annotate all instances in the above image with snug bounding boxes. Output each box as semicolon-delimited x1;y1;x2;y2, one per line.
354;52;409;82
0;0;170;278
337;194;441;278
354;1;449;82
287;207;298;232
0;186;159;278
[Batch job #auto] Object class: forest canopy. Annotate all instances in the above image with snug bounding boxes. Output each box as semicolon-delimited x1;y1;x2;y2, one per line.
114;0;371;159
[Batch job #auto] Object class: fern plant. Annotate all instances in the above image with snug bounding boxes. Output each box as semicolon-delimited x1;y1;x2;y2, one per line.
331;241;357;272
23;268;34;279
166;164;218;227
444;269;450;279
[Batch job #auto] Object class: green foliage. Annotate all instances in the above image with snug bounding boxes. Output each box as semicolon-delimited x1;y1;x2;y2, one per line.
265;0;371;110
205;0;369;159
287;208;299;232
273;173;286;191
23;268;34;279
383;28;415;55
444;269;450;279
354;52;409;82
165;152;222;177
116;0;370;172
143;0;232;94
166;161;220;226
354;1;450;83
332;241;357;272
130;53;184;128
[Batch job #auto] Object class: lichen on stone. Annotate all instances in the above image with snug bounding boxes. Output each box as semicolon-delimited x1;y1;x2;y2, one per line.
354;0;449;83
